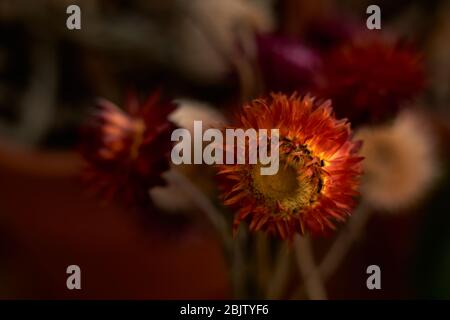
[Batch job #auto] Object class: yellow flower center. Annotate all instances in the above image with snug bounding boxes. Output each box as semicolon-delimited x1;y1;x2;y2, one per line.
251;152;323;216
129;119;145;160
252;162;299;202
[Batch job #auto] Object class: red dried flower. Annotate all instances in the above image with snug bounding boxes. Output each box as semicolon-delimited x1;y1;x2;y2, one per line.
218;93;363;240
302;16;358;52
316;37;425;125
80;91;175;206
257;34;321;94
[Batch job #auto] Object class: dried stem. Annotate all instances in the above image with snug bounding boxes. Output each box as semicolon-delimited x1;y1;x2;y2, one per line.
294;235;327;300
164;169;247;298
320;201;372;280
164;169;232;252
291;201;372;299
232;225;248;299
255;232;270;295
266;242;291;299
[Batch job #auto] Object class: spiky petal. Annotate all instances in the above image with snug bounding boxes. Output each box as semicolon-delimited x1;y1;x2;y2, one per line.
316;37;425;125
80;91;175;206
218;93;363;240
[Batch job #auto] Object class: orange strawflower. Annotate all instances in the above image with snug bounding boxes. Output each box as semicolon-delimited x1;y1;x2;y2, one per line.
218;93;363;240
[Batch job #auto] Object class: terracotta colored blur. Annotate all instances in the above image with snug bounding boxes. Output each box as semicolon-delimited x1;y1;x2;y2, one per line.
0;140;230;299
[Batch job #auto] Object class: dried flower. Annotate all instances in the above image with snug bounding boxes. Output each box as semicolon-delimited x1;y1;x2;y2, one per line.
172;0;273;83
316;37;425;125
356;109;439;211
302;15;358;51
80;91;175;206
218;93;363;240
169;99;227;132
150;99;227;213
257;34;321;94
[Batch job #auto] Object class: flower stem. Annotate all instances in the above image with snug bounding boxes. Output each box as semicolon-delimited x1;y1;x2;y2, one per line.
165;169;233;253
266;242;291;299
320;201;372;280
165;169;248;297
294;235;327;300
255;232;270;295
290;201;372;298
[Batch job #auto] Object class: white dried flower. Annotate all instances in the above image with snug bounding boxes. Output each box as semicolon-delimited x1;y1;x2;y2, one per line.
150;100;226;213
170;99;227;132
356;110;439;211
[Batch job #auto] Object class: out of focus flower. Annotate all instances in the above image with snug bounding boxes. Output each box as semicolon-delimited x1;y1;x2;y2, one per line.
150;100;227;213
81;91;175;206
316;37;425;125
169;99;227;132
428;0;450;110
356;110;439;211
257;35;321;94
218;93;363;240
171;0;273;84
302;16;358;51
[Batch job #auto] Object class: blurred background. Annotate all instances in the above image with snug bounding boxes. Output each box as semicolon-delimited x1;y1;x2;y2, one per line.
0;0;450;299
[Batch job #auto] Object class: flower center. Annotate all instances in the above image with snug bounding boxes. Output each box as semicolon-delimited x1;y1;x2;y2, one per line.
252;162;299;202
250;142;324;216
129;119;145;160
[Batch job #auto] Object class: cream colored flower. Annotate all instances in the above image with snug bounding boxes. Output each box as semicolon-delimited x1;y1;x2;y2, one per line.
169;99;227;132
150;100;227;213
356;110;439;211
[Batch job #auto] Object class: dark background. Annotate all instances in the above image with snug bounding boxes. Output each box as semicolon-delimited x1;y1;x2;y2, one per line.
0;0;449;299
